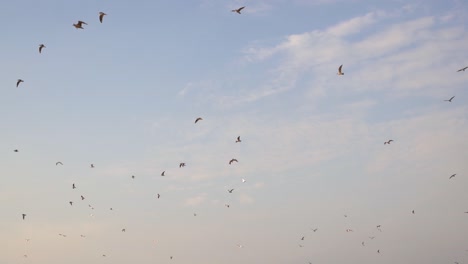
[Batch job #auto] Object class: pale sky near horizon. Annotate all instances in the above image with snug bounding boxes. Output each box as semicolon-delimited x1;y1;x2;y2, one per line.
1;0;468;263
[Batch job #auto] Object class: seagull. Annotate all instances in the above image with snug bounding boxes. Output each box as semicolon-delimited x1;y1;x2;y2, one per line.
228;189;234;193
362;241;365;246
195;117;203;124
73;20;87;29
449;174;456;179
444;96;455;102
69;201;73;206
179;163;185;168
229;158;238;165
377;249;380;254
346;229;353;232
72;183;76;189
81;195;85;200
80;235;86;238
170;256;173;260
242;178;246;183
99;12;107;23
237;244;243;248
157;194;160;199
39;44;46;53
312;228;318;232
225;204;230;208
236;136;241;143
16;79;24;87
384;140;394;145
90;164;94;168
301;236;305;240
132;175;135;179
122;228;126;232
369;236;375;239
22;214;26;220
337;65;344;75
161;171;165;176
412;210;415;214
232;6;245;14
457;66;468;72
56;161;63;166
14;149;19;152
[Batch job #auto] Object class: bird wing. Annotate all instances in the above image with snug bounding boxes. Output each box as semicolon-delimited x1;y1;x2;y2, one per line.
99;14;103;23
338;65;343;73
239;6;245;11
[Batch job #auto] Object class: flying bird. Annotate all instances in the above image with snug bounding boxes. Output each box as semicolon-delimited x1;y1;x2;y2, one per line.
457;66;468;72
99;12;107;23
39;44;45;53
412;210;415;214
232;6;245;14
228;189;234;193
161;171;165;176
337;65;344;75
16;79;24;87
384;140;394;145
444;96;455;102
362;241;365;246
195;117;203;124
301;236;305;240
237;244;243;248
69;201;73;206
157;194;160;199
122;229;126;232
229;158;238;165
449;174;456;179
346;229;353;232
80;235;86;238
242;178;246;183
377;249;380;254
14;149;19;152
312;228;318;232
132;175;135;179
72;183;76;189
236;136;241;143
179;163;185;168
369;236;375;239
90;164;94;168
73;20;87;29
56;161;63;166
170;256;173;260
22;214;26;220
225;204;230;208
81;195;85;200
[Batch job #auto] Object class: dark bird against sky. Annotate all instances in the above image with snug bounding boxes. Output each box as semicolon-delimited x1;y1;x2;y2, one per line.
232;6;245;14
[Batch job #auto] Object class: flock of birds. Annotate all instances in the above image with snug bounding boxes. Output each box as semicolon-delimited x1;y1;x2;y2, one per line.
8;3;467;264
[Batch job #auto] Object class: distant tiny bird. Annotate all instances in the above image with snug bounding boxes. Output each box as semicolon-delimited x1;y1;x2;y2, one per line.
369;236;375;239
228;189;234;193
132;175;135;179
449;174;456;179
14;149;19;152
170;256;173;260
179;163;185;168
194;213;197;216
232;6;245;14
81;195;85;200
344;214;348;217
346;229;353;232
39;44;46;53
384;140;394;145
110;208;113;210
444;96;455;102
161;171;165;176
69;201;73;206
229;158;238;165
237;244;243;248
25;239;30;242
22;214;26;220
102;255;106;257
122;228;126;232
72;183;76;189
195;117;203;123
157;194;160;199
73;20;87;29
80;235;86;238
242;178;246;183
337;65;344;75
24;255;27;258
99;12;107;23
412;210;415;214
90;164;94;168
299;244;304;247
236;136;241;143
301;236;305;240
225;204;230;208
312;228;318;232
362;241;365;246
17;79;24;87
377;249;380;254
457;66;468;72
56;161;63;166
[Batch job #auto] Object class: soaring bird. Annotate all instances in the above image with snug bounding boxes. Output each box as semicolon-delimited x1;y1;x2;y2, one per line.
229;158;238;165
312;228;318;232
73;20;87;29
346;229;353;232
99;12;106;23
14;149;19;152
22;214;26;220
170;256;173;260
412;210;415;214
369;236;375;239
69;201;73;206
228;189;234;193
362;241;365;246
81;195;85;200
161;171;165;176
444;96;455;102
179;163;185;168
131;175;135;179
16;79;24;87
56;161;63;166
242;178;246;183
377;249;380;254
39;44;45;53
80;235;86;238
449;174;456;179
72;183;76;189
122;228;126;232
157;194;160;199
384;140;394;145
337;65;344;75
232;6;245;14
236;136;241;143
457;66;468;72
225;204;230;208
195;117;203;123
301;236;305;240
90;164;95;168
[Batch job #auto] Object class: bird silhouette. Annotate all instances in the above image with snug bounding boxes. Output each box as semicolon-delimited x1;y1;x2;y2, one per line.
72;183;76;189
444;96;455;102
195;117;203;123
73;20;87;29
236;136;241;143
242;178;246;183
346;229;353;232
312;228;318;232
14;149;19;152
362;241;365;246
228;189;234;193
412;210;415;214
22;214;26;220
157;194;160;199
81;195;85;200
337;65;344;75
229;158;238;165
179;163;185;168
225;204;230;208
90;164;94;168
132;175;135;179
232;6;245;14
99;12;107;23
369;236;375;239
377;249;380;254
449;174;456;179
457;66;468;72
384;140;394;145
301;236;305;240
39;44;45;53
69;201;73;206
56;161;63;166
16;79;24;87
161;171;165;176
122;228;126;232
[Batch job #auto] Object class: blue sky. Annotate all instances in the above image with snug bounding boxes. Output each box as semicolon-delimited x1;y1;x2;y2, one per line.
1;0;468;263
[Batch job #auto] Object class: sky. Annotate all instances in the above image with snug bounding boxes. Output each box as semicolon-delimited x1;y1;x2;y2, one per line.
1;0;468;263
